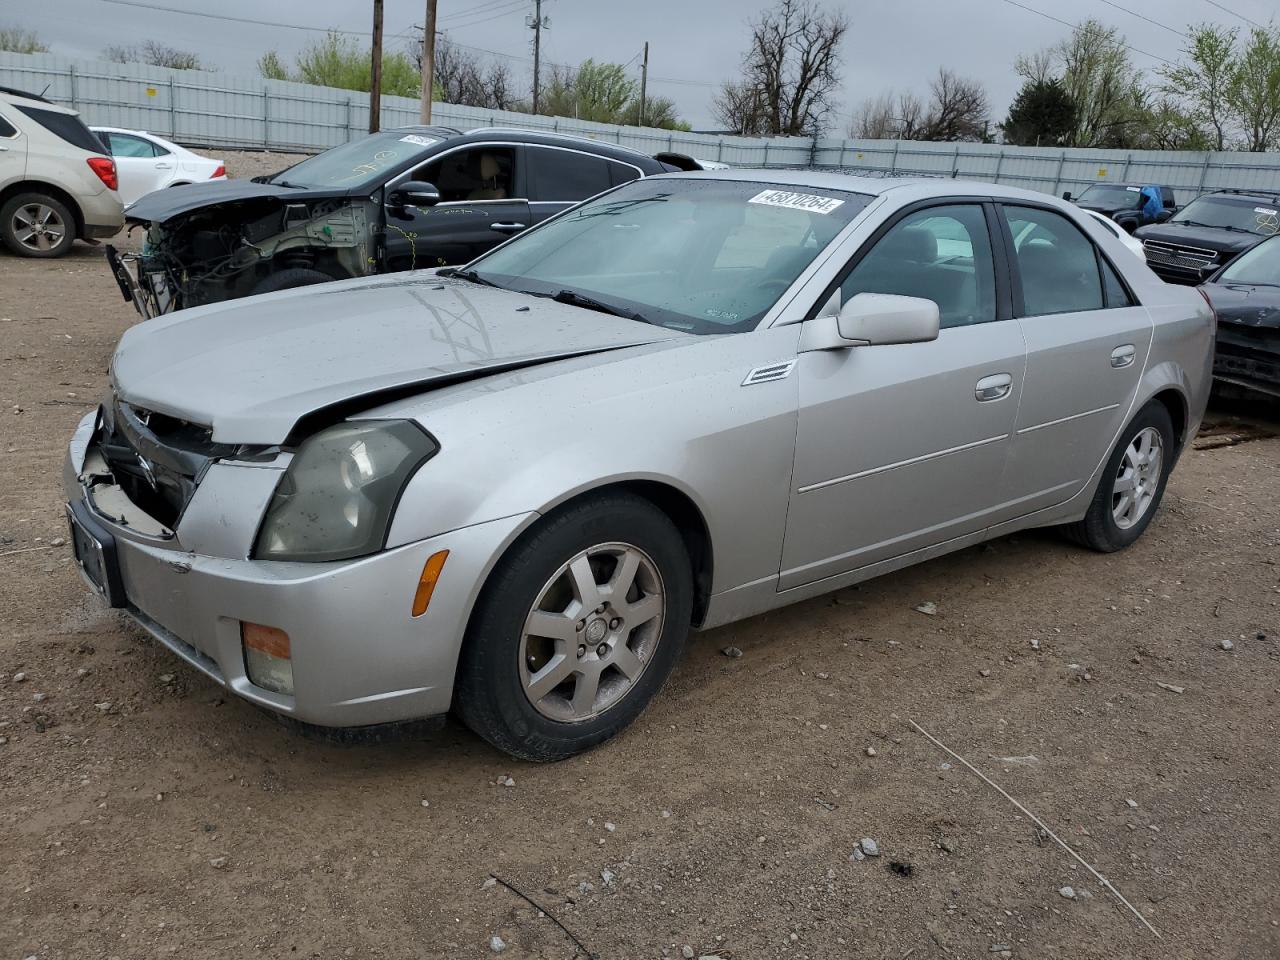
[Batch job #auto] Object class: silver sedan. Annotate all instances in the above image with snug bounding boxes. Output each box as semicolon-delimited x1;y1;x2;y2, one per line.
65;171;1213;759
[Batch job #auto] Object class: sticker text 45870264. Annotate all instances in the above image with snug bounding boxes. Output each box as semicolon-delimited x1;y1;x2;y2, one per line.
748;189;845;215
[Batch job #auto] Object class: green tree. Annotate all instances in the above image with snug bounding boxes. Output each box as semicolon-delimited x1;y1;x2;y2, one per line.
621;95;691;130
570;59;636;122
537;60;687;128
1227;26;1280;152
1159;23;1238;150
1002;78;1076;146
0;25;48;54
259;32;419;97
1136;94;1212;150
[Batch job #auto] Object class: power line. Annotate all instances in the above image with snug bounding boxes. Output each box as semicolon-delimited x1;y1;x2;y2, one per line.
1096;0;1188;39
995;0;1177;65
440;0;529;30
1200;0;1265;29
438;0;524;22
98;0;368;36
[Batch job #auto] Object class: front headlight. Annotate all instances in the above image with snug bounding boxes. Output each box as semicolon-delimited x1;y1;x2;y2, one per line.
253;420;437;562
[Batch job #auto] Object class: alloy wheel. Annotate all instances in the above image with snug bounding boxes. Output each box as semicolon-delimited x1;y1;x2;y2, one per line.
1112;426;1163;530
518;542;665;723
11;202;67;253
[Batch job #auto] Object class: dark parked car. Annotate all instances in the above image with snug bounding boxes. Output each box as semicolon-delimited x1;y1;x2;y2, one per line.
105;126;690;317
1065;182;1176;232
1200;234;1280;398
1135;189;1280;285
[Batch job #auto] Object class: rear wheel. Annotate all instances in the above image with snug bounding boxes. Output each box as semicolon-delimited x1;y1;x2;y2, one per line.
454;493;693;761
251;267;334;295
1062;402;1175;552
1;192;76;258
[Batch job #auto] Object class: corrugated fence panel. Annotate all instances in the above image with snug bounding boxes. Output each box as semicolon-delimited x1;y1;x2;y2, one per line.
3;51;1279;201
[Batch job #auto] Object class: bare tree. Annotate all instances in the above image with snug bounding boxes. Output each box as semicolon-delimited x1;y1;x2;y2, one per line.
921;69;989;141
410;32;526;110
714;0;848;136
104;40;204;70
848;90;925;139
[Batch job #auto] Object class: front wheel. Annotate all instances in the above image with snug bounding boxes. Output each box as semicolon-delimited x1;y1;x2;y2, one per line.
1062;401;1175;552
454;493;693;761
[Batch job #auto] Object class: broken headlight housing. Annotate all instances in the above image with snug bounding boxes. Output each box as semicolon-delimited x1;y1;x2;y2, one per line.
253;420;437;562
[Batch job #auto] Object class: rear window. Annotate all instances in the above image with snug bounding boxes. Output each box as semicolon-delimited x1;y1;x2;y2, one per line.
528;147;613;202
15;104;106;154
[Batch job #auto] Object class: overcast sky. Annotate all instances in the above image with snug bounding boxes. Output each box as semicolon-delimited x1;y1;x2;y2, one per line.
15;0;1279;130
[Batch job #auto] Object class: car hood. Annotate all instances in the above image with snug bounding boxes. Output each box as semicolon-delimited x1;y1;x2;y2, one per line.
1077;202;1127;215
1134;222;1263;254
111;275;686;444
1201;282;1280;329
124;178;353;225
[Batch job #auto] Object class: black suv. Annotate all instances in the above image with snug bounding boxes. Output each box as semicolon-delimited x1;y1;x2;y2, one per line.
1065;183;1177;233
106;126;694;317
1134;189;1280;285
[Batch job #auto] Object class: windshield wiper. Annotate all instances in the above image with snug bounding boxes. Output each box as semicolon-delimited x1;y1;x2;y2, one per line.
550;288;651;325
445;268;502;288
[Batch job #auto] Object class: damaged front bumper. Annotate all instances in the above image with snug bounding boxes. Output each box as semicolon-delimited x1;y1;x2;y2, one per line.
63;409;530;727
1214;322;1280;398
104;244;168;320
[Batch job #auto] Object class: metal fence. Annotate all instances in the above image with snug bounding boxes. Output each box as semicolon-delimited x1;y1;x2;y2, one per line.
5;51;1280;200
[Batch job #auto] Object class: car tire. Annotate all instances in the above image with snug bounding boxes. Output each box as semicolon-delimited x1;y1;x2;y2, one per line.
1062;401;1175;552
1;192;76;258
454;493;694;761
251;267;334;295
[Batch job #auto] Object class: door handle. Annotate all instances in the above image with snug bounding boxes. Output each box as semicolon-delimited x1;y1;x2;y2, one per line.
489;221;526;235
975;373;1013;402
1111;344;1136;368
155;162;173;169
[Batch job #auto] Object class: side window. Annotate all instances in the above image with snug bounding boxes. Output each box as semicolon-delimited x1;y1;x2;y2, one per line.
841;204;997;329
527;147;612;202
107;133;158;158
1101;257;1135;308
607;160;641;187
414;146;516;203
1003;206;1104;317
0;113;16;138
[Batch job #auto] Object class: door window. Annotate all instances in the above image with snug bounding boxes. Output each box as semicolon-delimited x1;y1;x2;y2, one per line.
841;204;996;328
0;113;16;138
414;147;517;203
106;133;162;158
1004;206;1105;316
527;147;613;202
1100;256;1136;308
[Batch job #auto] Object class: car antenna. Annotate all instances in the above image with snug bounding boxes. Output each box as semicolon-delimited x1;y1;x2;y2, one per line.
39;83;51;98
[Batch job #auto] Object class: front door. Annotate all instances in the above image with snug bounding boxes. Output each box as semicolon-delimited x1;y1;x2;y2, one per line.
780;202;1026;589
103;131;169;206
384;144;530;271
996;204;1153;514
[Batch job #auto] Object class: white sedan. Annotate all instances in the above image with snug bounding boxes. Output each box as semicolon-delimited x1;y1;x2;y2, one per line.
1082;208;1146;261
90;127;226;206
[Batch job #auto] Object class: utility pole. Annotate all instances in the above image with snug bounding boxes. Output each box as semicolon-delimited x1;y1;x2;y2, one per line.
369;0;383;133
527;0;549;114
420;0;438;123
639;42;649;127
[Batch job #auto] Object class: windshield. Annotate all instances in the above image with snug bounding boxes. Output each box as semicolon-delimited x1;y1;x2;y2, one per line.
270;131;440;190
1171;196;1280;236
1218;236;1280;285
466;178;872;334
1078;185;1143;208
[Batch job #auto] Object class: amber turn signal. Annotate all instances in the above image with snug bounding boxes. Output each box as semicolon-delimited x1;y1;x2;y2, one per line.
241;622;291;659
411;550;450;617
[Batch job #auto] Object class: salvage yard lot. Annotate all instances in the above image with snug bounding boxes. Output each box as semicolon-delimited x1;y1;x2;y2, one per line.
2;154;1280;960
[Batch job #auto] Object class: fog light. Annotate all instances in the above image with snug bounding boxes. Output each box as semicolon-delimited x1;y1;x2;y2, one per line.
241;622;294;695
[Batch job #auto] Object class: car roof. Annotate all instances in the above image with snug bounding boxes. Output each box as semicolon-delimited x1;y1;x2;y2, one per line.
0;86;78;114
649;168;1074;204
1202;189;1280;204
458;126;663;166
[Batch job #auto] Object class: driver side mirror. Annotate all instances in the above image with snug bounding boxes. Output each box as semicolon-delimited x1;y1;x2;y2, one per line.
801;293;941;351
1061;191;1074;202
390;180;441;208
1154;209;1173;223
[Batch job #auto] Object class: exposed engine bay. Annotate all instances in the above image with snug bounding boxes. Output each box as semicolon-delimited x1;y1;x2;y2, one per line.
106;196;377;318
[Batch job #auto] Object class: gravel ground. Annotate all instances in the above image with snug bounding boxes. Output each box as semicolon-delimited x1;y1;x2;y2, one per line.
2;153;1279;959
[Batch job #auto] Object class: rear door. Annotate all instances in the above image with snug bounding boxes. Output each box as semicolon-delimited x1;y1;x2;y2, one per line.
384;143;529;270
103;132;170;205
0;109;26;185
997;204;1153;514
524;144;643;227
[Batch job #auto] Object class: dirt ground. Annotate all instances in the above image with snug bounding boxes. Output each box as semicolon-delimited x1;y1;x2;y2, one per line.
2;153;1279;960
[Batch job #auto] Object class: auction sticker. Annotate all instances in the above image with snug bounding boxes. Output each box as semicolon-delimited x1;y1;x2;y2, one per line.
1255;207;1277;216
749;189;844;214
399;134;436;146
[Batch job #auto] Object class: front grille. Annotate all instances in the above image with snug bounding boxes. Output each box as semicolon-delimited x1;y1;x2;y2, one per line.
1142;239;1219;272
96;399;227;530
